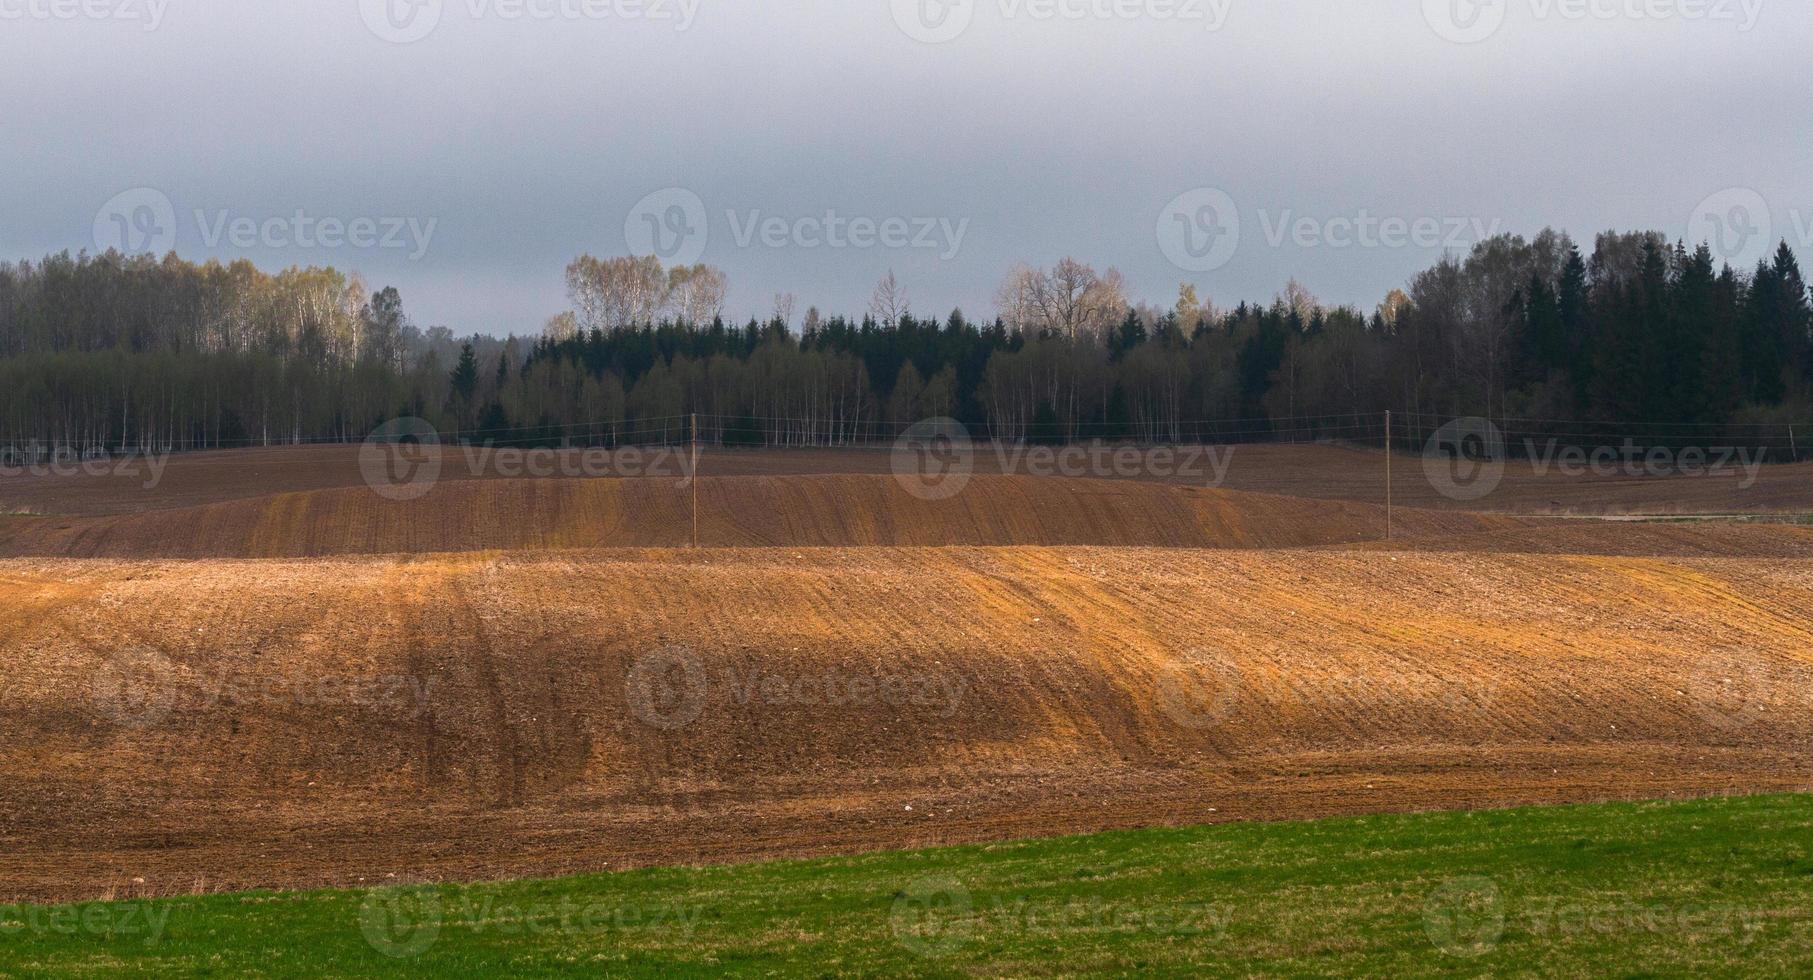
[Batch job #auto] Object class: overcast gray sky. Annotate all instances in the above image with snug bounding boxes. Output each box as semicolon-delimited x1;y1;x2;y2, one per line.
3;0;1808;334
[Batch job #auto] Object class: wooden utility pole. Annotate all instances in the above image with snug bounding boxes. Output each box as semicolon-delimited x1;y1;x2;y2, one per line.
1791;425;1800;464
690;413;700;549
1385;410;1393;541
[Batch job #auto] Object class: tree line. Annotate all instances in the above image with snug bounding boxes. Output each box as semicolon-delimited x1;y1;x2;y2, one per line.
1;230;1808;455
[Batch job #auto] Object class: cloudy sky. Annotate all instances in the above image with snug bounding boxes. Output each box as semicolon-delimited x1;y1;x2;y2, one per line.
3;0;1807;334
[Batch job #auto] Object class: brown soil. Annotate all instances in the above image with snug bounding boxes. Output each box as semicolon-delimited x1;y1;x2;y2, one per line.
3;546;1811;903
3;442;1808;518
1358;521;1813;558
0;475;1529;558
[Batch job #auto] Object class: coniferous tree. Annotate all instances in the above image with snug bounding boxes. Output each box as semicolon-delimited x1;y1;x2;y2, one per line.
2;235;1808;454
1700;266;1746;425
449;342;479;428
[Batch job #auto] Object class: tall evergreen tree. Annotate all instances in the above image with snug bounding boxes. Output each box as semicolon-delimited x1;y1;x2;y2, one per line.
1669;245;1717;421
1699;266;1746;424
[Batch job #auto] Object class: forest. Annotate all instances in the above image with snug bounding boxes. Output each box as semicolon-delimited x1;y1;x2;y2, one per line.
0;228;1808;455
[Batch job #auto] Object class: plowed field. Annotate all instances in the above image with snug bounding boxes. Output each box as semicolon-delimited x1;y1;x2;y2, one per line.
3;545;1810;903
0;475;1529;558
4;442;1808;518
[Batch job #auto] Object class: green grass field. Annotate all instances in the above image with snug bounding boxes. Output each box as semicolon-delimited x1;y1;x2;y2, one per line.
4;793;1811;977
